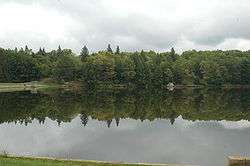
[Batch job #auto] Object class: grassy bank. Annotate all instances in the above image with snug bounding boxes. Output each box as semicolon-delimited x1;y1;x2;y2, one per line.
0;156;175;166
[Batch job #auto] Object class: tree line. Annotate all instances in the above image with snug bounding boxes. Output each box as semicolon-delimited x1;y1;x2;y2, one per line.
0;45;250;88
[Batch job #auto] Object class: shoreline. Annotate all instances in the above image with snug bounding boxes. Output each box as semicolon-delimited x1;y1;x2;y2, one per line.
0;155;191;166
1;82;250;93
0;82;61;92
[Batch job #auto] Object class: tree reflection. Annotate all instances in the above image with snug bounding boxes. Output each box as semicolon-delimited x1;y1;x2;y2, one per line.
106;119;112;128
115;118;120;127
80;113;88;127
0;88;249;127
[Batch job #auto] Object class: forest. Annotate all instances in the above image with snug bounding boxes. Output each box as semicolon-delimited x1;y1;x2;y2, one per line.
0;45;250;89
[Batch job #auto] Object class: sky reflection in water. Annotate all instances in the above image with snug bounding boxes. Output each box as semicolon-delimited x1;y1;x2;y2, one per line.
0;89;250;166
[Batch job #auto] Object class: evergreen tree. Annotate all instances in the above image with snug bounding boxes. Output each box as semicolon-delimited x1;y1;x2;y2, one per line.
107;44;113;53
115;46;120;54
25;45;29;52
57;45;62;54
80;45;89;62
170;47;177;61
14;47;18;53
38;47;43;55
42;48;46;55
19;47;24;52
25;45;32;55
141;50;145;54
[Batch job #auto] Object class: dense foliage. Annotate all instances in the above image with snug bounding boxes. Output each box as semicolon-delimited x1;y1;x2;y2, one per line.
1;45;250;88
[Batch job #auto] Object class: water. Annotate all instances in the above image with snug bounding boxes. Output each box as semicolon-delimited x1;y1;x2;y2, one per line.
0;89;250;166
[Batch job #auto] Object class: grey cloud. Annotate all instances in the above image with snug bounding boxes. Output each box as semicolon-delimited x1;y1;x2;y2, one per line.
184;1;250;45
1;0;250;52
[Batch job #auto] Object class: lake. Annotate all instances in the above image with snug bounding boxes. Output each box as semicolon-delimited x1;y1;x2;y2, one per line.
0;88;250;166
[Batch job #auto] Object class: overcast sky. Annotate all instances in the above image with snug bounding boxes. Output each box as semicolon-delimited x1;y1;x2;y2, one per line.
0;0;250;53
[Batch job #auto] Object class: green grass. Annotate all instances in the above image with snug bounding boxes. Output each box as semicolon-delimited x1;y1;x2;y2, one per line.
0;156;172;166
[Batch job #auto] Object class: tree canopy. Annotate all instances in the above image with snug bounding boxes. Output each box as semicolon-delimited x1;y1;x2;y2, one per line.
0;46;250;89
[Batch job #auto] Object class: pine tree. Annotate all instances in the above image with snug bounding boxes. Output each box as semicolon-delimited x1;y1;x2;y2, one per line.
14;47;18;53
19;47;24;52
170;47;177;61
80;45;89;62
42;48;46;55
115;46;120;54
38;47;43;55
25;45;32;55
57;45;62;54
107;44;113;53
25;45;29;52
141;49;145;55
171;47;175;56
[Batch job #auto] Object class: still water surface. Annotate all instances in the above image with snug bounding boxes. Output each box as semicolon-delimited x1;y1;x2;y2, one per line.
0;89;250;166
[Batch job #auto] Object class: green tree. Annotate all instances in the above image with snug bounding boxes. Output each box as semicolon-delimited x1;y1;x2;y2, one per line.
37;47;43;55
202;61;226;86
114;55;135;85
84;52;115;88
42;48;46;55
25;45;31;54
240;59;250;84
4;53;42;82
57;45;62;56
160;62;173;85
53;54;80;82
80;45;89;62
170;47;178;61
107;44;113;53
115;46;120;54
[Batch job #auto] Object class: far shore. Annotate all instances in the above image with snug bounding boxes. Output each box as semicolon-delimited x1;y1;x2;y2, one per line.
0;82;59;92
0;82;250;93
0;155;188;166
